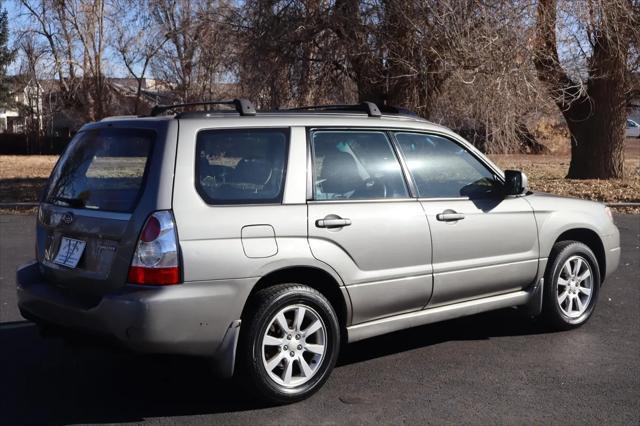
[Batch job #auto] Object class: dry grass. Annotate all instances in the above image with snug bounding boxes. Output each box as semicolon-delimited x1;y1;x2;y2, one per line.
0;155;59;180
1;141;639;212
0;155;58;205
489;138;640;213
489;154;640;203
490;154;640;214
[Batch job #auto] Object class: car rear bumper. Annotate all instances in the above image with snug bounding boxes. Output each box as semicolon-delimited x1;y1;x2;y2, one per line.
17;261;256;376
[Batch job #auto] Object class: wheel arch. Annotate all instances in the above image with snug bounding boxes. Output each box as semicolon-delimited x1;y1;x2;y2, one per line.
240;266;352;330
553;228;606;282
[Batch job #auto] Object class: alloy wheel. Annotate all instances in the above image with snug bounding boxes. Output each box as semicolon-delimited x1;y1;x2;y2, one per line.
557;255;593;318
261;304;327;388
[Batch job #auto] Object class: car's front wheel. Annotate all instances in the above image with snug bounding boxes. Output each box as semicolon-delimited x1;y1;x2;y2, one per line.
240;284;340;403
541;241;601;330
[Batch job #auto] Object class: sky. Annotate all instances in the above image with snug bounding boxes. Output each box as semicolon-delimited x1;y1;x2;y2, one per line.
2;0;595;82
4;0;135;78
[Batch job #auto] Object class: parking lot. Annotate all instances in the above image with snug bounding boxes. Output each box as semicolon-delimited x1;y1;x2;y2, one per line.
1;213;638;425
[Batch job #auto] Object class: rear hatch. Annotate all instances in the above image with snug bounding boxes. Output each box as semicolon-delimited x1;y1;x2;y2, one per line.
36;123;173;302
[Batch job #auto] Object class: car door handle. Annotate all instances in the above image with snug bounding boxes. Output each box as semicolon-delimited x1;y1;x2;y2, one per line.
316;217;352;228
436;210;465;222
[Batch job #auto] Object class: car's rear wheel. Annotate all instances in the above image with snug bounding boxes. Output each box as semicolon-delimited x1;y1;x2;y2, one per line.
240;284;340;403
541;241;601;330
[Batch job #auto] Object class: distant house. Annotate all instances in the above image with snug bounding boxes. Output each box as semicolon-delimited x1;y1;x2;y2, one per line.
0;108;19;133
0;77;43;133
629;98;640;123
0;77;168;135
41;77;180;134
2;77;239;135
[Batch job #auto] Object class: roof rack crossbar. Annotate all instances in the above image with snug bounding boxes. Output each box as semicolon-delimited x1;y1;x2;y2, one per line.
149;99;256;117
282;101;382;117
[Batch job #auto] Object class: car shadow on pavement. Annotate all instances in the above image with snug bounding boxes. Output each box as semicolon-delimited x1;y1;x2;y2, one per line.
339;307;548;366
0;308;548;425
0;321;271;425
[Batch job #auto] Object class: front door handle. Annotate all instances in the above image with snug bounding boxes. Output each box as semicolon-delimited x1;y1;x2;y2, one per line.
316;216;352;228
436;210;465;222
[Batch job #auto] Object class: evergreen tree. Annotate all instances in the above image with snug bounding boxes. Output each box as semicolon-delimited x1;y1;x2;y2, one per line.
0;5;15;108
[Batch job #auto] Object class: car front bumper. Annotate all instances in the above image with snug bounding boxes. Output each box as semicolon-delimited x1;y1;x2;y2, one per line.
603;223;621;283
16;261;256;376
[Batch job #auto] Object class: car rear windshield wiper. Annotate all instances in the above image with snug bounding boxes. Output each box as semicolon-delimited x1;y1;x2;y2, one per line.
50;196;86;208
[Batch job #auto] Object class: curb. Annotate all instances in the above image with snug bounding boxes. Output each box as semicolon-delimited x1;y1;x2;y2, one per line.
605;202;640;207
0;202;39;208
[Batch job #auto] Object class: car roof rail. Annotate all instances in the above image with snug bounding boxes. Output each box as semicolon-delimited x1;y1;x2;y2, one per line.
281;101;383;117
100;115;139;121
377;104;420;117
149;99;256;117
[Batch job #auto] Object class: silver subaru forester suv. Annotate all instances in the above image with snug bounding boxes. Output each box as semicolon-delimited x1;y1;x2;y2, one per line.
17;100;620;403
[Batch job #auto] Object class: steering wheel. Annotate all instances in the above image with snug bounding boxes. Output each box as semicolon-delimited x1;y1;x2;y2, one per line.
355;178;387;198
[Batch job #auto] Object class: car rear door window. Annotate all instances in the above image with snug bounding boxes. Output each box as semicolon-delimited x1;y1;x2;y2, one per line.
195;128;288;204
311;130;408;200
45;128;154;212
394;132;500;199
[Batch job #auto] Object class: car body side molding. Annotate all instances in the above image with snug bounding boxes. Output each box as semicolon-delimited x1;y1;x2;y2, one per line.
347;289;531;343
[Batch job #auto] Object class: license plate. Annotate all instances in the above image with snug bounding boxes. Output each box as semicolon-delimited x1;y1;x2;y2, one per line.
53;237;86;268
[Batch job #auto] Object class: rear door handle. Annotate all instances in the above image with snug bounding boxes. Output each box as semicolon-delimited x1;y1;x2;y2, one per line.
436;210;465;222
316;217;352;228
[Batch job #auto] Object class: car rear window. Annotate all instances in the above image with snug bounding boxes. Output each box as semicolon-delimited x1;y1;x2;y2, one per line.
45;128;154;212
195;128;289;204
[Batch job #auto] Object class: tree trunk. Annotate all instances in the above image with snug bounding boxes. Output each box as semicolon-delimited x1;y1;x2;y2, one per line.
563;78;626;179
533;0;627;179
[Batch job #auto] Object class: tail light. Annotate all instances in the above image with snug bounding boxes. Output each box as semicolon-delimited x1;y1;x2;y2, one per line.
128;211;181;285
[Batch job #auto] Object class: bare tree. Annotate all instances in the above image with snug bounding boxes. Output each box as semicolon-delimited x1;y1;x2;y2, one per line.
11;0;635;167
233;0;351;109
17;0;76;98
533;0;639;178
113;0;167;114
234;0;552;153
62;0;110;120
150;0;233;103
15;34;46;137
17;0;123;121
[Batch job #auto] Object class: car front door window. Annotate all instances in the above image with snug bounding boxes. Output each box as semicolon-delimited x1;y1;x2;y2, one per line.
394;132;500;199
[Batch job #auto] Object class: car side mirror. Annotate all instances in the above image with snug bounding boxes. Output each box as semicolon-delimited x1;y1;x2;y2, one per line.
504;170;528;195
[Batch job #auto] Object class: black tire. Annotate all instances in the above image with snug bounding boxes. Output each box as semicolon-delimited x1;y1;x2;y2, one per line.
541;241;601;330
240;284;340;404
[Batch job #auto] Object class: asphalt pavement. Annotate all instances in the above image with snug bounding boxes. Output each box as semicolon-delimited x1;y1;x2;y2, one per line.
1;214;638;425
